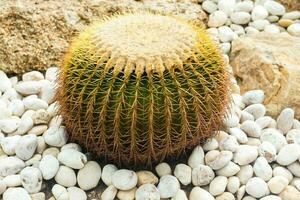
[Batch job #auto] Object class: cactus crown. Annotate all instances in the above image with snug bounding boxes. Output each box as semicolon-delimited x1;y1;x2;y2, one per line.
58;13;230;166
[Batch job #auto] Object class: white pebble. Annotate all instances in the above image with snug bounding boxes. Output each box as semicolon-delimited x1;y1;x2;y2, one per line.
230;12;251;25
237;165;253;185
15;81;41;95
287;161;300;177
286;129;300;144
188;145;204;168
258;141;277;162
250;19;270;31
277;108;295;134
3;174;21;187
264;24;280;33
245;177;269;198
288;23;300;37
229;128;248;144
15;134;38;160
189;187;214;200
218;26;236;42
208;11;228;28
39;155;59;180
16;116;34;135
101;185;117;200
77;161;101;190
174;164;191;186
260;128;287;152
234;145;258;165
218;0;236;15
251;5;268;20
3;187;31;200
256;116;273;129
202;1;218;14
101;164;118;186
136;170;158;186
0;117;20;134
0;71;12;92
1;135;21;155
23;95;48;110
273;166;293;183
58;149;87;169
234;1;253;12
268;176;289;194
264;0;285;16
203;138;219;151
135;184;160;200
244;104;266;119
157;175;179;198
209;176;227;196
219;135;239;152
0;156;25;176
227;176;240;193
20;166;42;193
8;99;25;117
22;71;44;81
216;161;240;177
55;166;77;187
205;150;233;170
67;187;87;200
253;157;272;181
192;164;215;186
61;143;82;152
112;169;137;191
43;126;68;147
277;144;300;165
52;184;69;200
45;67;58;82
39;80;56;104
241;120;261;138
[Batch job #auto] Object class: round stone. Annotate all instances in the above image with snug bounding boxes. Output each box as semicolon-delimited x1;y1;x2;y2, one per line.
227;176;240;194
39;155;59;180
112;169;138;191
251;5;268;21
54;166;77;187
234;145;258;165
230;12;251;25
52;184;69;200
77;161;102;190
258;141;277;163
205;150;233;170
268;176;289;194
277;108;295;134
253;157;272;181
202;1;218;14
237;165;253;185
192;164;215;186
188;145;204;168
20;167;42;194
155;162;172;177
3;187;31;200
174;164;191;186
67;187;87;200
288;23;300;37
15;134;38;160
260;128;287;152
246;177;269;198
189;187;214;200
209;176;227;196
157;175;180;198
264;0;285;16
101;185;117;200
101;164;118;186
277;144;300;165
135;184;160;200
208;11;228;28
0;156;25;177
57;149;87;169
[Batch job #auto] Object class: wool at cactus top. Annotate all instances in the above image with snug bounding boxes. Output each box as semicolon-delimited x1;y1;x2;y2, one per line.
57;13;229;166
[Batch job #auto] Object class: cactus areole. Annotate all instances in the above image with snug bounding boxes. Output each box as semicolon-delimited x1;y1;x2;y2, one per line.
57;13;230;166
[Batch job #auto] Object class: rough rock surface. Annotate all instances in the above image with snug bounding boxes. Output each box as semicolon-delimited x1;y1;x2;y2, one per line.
0;0;206;74
230;33;300;118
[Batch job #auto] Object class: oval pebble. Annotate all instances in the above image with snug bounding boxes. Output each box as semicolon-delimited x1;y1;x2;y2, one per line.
112;169;137;191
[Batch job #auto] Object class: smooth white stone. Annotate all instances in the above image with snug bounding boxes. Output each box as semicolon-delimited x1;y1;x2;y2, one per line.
0;156;25;176
223;111;240;128
268;15;280;22
20;166;42;193
49;115;63;129
52;184;69;200
246;137;261;146
174;164;191;186
260;195;281;200
0;100;11;120
234;145;258;165
16;116;34;135
287;161;300;177
288;23;300;37
55;166;77;187
237;185;246;200
22;71;44;81
3;187;31;200
45;67;58;82
230;12;251;25
189;187;214;200
258;141;277;163
0;180;6;195
1;135;21;155
203;138;219;151
202;0;218;14
23;95;48;110
264;24;280;33
191;164;215;186
231;24;246;36
135;184;160;200
47;102;60;117
77;161;101;190
277;144;300;165
43;126;68;147
188;145;204;168
260;128;287;152
101;185;117;200
229;128;248;144
286;129;300;144
273;166;293;183
220;42;231;54
8;99;24;117
218;0;236;15
15;81;41;95
28;125;48;136
250;19;270;30
205;150;233;170
264;0;285;16
0;117;20;134
39;80;56;104
234;1;253;12
227;176;240;193
237;165;253;185
251;5;268;20
244;103;266;119
245;26;260;34
171;189;187;200
42;147;60;158
277;108;295;134
157;175;180;198
219;135;239;152
101;164;118;186
39;155;59;180
253;157;272;181
241;120;261;138
58;149;87;169
67;187;87;200
25;154;41;167
245;177;269;198
218;26;236;42
155;162;171;177
3;174;22;187
209;176;227;196
15;134;38;160
61;143;82;152
32;109;51;125
112;169;137;191
216;161;240;177
256;116;273;129
282;11;300;20
2;88;22;101
208;11;228;28
268;176;289;194
0;71;12;92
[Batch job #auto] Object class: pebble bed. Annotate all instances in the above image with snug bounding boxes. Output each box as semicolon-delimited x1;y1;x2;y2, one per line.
0;0;300;200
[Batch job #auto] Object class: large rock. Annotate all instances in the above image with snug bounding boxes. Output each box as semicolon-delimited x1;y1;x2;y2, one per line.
230;33;300;118
0;0;206;74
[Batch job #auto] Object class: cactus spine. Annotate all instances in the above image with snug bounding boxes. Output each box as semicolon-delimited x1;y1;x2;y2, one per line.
57;13;230;166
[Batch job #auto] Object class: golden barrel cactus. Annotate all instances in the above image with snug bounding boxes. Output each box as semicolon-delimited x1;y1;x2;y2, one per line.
57;13;230;166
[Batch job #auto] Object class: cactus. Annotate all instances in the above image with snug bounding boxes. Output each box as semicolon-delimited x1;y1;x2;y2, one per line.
57;13;230;166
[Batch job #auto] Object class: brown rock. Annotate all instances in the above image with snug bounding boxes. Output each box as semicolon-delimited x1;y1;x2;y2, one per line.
278;19;294;27
0;0;206;74
230;33;300;118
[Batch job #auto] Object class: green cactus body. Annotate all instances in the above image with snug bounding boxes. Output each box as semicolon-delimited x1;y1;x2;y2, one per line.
57;13;230;166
